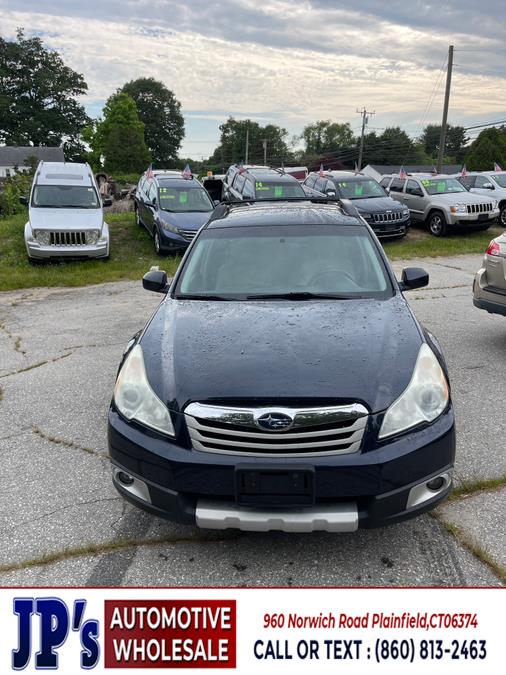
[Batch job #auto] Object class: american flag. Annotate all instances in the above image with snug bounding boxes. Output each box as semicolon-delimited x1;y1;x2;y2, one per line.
431;166;437;175
354;162;359;173
182;163;192;179
494;162;503;172
145;164;154;179
319;164;325;177
461;164;468;177
399;166;407;179
238;162;245;174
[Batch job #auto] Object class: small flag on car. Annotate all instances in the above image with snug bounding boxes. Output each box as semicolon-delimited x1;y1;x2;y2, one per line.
461;164;467;177
494;162;503;172
182;163;192;179
399;166;407;179
354;162;359;173
238;161;245;174
431;166;437;175
319;164;324;177
145;164;154;179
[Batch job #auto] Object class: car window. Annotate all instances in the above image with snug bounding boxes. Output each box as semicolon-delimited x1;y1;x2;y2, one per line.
158;186;213;212
31;185;100;208
314;178;326;193
148;182;157;202
475;175;493;188
305;175;316;189
406;180;422;195
491;173;506;188
233;173;246;192
254;181;305;199
389;178;405;192
242;179;255;199
380;177;391;188
176;225;392;299
458;175;475;188
334;179;386;199
419;178;467;195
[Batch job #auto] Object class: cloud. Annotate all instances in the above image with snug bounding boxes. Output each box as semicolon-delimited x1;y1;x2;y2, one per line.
0;1;505;158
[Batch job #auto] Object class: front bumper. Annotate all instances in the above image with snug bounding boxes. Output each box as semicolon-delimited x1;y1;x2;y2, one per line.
108;405;456;531
448;209;499;225
159;228;196;251
25;223;110;259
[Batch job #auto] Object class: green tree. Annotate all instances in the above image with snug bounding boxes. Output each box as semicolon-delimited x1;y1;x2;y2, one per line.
421;124;468;159
465;127;506;171
0;29;90;154
87;92;151;173
208;117;292;167
362;127;423;165
120;77;184;165
301;120;355;155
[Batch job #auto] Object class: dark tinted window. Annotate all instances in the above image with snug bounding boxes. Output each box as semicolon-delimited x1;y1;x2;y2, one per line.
32;185;100;208
380;177;391;188
253;180;305;199
475;175;493;188
233;174;246;192
406;180;422;195
458;175;475;188
389;178;406;192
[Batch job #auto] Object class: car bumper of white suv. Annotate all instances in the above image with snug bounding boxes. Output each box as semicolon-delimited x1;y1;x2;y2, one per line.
448;208;499;225
24;223;110;260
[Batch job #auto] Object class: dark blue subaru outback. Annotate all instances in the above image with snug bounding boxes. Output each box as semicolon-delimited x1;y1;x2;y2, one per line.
108;199;455;532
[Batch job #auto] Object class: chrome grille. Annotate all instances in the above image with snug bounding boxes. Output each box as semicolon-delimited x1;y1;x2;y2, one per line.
185;403;368;457
181;229;197;242
466;203;493;214
373;211;404;223
48;231;87;246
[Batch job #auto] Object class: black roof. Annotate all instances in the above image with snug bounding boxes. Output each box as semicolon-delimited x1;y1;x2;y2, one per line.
241;168;298;183
157;176;202;187
207;201;361;229
0;146;64;165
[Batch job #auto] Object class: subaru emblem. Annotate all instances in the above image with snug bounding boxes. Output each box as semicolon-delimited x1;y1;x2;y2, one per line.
256;412;294;431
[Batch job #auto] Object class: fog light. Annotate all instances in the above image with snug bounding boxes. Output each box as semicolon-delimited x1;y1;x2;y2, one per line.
117;471;134;486
426;476;446;491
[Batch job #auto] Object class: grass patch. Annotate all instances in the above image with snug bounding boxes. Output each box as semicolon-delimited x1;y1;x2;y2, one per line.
384;223;504;260
0;212;181;292
449;474;506;500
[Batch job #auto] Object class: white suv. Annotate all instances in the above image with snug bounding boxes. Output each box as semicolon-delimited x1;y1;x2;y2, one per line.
23;161;110;261
380;174;499;236
455;171;506;227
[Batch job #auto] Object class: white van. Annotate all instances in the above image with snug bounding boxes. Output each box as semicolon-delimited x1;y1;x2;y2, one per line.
23;161;110;261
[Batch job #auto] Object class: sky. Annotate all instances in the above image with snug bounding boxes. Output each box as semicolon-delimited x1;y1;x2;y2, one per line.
1;0;505;161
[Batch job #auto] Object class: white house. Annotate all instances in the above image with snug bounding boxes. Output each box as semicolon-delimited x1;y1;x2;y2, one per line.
0;146;65;177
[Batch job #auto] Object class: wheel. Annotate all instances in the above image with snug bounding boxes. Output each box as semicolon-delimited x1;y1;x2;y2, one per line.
135;206;142;227
499;204;506;227
428;211;447;237
154;228;163;256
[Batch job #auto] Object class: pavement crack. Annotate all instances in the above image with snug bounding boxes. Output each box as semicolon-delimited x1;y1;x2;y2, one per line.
0;351;73;379
32;426;108;459
0;319;26;355
429;261;475;275
0;534;241;576
0;497;121;534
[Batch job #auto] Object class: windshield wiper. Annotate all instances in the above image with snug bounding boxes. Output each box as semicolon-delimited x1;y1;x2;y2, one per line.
246;292;356;300
175;294;233;300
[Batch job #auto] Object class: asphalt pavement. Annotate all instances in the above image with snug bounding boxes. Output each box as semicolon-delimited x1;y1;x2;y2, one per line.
0;253;504;586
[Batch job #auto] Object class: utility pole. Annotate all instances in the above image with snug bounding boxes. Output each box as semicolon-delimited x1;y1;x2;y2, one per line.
437;45;454;174
245;127;249;164
262;139;267;165
357;107;375;170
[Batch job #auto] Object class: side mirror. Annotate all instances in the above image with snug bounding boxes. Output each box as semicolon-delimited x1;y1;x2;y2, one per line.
384;187;390;195
142;269;170;294
399;267;428;291
19;196;28;206
213;199;220;206
482;183;494;190
102;197;113;207
326;190;337;197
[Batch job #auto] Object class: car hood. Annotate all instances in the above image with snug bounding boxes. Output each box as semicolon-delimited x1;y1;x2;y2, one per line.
28;208;103;230
352;197;405;214
140;295;423;414
157;210;211;232
429;192;495;205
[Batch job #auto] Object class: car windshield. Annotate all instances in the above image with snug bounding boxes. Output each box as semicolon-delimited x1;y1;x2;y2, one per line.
158;186;213;212
334;179;386;199
491;174;506;188
32;185;99;208
254;181;305;199
175;225;392;300
421;178;467;195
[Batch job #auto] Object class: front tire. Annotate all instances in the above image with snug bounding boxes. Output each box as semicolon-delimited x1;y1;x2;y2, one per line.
428;211;447;237
135;206;142;227
154;228;163;256
499;204;506;227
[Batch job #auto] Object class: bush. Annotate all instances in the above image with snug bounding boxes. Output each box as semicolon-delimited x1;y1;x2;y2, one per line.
0;171;33;217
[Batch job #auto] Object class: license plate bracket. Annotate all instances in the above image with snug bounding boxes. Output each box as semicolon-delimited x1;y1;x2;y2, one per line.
478;213;489;221
235;465;315;506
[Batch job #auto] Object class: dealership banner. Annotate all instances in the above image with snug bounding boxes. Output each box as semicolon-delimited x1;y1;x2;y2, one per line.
0;587;502;673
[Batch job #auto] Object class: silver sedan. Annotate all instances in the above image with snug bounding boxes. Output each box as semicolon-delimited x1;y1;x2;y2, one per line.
473;232;506;316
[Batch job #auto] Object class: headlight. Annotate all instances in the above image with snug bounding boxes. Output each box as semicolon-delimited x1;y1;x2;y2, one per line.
492;200;498;209
161;220;179;234
360;212;372;220
114;344;175;437
378;343;449;439
34;229;51;245
449;204;467;213
402;208;409;215
85;230;100;245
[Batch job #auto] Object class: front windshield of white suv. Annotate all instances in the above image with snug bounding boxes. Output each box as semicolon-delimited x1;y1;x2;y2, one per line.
175;225;392;300
32;185;100;208
421;178;468;195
